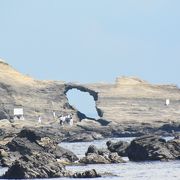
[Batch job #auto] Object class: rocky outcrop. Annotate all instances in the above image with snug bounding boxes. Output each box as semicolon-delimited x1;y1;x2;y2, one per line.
127;135;180;161
79;145;125;164
87;76;180;126
0;60;77;122
0;127;106;179
106;140;129;157
1;59;180;129
0;127;78;167
63;132;103;142
1;153;70;179
73;169;101;178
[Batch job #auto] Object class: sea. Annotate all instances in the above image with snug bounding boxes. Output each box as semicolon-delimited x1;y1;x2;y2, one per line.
0;137;179;180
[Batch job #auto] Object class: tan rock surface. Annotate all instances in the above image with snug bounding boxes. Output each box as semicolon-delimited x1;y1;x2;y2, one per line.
87;76;180;125
0;59;180;127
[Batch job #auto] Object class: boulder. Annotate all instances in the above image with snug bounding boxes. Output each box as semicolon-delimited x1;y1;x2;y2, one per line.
2;153;70;179
85;145;109;156
0;127;78;167
108;152;125;163
106;140;129;156
166;138;180;159
127;135;179;161
73;169;101;178
80;145;125;164
79;153;110;164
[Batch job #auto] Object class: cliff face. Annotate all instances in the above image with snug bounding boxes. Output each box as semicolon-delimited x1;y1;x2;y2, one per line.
0;60;74;121
88;77;180;125
0;59;180;126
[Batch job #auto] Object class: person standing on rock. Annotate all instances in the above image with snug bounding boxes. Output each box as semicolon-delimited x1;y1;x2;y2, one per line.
52;110;56;120
38;115;42;124
59;115;65;126
69;114;74;126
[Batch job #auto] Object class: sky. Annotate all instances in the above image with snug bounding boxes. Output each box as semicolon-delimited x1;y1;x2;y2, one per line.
0;0;180;86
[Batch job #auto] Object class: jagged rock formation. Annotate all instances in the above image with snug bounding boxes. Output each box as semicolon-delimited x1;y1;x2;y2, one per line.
127;135;180;161
79;145;125;164
1;59;180;128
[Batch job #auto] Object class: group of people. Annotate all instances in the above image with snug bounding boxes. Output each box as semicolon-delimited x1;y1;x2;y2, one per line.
37;111;74;127
59;114;73;126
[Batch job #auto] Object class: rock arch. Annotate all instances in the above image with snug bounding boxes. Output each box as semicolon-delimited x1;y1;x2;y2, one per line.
64;83;103;119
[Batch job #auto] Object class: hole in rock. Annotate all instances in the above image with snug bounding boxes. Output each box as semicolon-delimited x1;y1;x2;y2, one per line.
66;89;99;119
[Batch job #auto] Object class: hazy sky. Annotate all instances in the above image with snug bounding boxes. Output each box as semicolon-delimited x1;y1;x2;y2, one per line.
0;0;180;86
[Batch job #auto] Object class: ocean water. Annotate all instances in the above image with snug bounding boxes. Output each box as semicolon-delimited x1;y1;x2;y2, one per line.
0;137;179;180
60;137;180;180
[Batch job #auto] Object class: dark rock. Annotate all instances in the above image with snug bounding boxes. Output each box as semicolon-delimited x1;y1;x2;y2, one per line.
80;152;125;164
85;145;109;156
80;145;125;164
0;127;78;167
96;119;111;126
62;127;103;142
159;123;180;133
167;138;180;159
85;145;99;155
73;169;101;178
63;133;94;142
107;140;129;156
2;153;70;179
0;111;9;120
127;135;179;161
19;126;64;143
54;146;78;162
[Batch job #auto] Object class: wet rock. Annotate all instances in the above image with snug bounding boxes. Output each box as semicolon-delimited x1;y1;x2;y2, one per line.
2;153;70;179
167;138;180;159
0;127;78;167
127;135;180;161
108;152;125;163
159;122;180;133
73;169;101;178
80;145;125;164
85;145;109;156
106;140;129;156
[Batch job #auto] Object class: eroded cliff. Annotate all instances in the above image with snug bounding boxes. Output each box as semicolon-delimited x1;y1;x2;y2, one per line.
0;59;180;127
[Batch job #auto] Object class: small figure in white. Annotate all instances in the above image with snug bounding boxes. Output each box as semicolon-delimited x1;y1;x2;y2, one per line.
69;116;73;126
165;99;170;106
20;116;25;120
53;111;56;119
59;115;66;126
38;115;42;124
66;114;73;126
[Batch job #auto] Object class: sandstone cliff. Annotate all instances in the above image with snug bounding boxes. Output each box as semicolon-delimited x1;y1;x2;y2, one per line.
0;59;74;122
0;59;180;127
88;76;180;125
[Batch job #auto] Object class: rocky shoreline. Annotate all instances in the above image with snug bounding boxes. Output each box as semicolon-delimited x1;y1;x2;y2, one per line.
1;118;180;144
0;126;179;179
0;61;180;178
